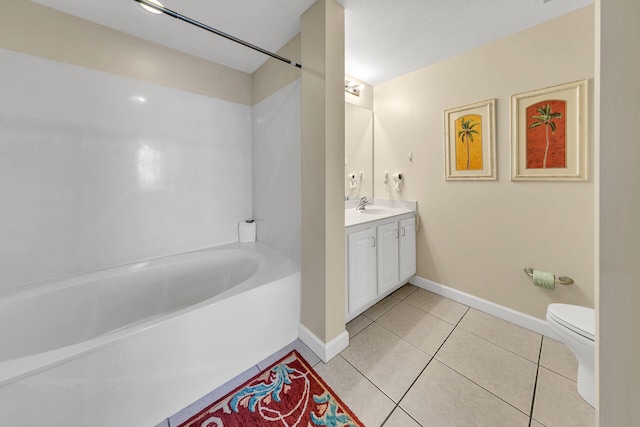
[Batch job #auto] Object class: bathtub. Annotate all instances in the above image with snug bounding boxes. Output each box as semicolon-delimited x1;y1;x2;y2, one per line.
0;242;301;427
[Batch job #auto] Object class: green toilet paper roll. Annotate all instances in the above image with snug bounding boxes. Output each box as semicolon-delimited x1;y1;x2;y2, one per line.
532;269;555;290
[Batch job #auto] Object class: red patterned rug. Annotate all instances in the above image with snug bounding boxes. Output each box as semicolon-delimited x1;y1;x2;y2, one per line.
177;350;365;427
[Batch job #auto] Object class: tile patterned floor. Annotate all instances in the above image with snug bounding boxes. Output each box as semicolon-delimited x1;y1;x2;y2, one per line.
161;285;595;427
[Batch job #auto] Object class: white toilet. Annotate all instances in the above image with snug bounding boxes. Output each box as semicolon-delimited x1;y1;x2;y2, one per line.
546;303;595;408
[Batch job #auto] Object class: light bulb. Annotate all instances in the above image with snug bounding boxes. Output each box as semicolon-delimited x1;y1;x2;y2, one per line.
139;0;164;15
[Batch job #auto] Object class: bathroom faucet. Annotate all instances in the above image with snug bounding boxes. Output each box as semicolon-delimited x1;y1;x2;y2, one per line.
356;196;372;210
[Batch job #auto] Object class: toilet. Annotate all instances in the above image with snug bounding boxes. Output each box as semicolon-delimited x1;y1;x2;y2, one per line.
546;303;595;408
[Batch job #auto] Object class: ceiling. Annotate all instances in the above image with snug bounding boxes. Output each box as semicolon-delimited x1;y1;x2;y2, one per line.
33;0;593;86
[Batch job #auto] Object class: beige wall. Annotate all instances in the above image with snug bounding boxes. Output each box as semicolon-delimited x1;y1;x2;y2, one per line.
374;6;595;319
597;0;640;424
301;0;345;343
2;0;251;105
252;34;302;105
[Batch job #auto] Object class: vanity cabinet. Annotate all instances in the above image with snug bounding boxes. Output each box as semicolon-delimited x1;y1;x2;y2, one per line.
346;228;377;315
399;217;417;282
346;213;416;321
377;222;400;295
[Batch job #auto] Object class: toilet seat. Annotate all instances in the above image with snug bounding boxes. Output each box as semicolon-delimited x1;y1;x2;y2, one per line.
547;304;595;342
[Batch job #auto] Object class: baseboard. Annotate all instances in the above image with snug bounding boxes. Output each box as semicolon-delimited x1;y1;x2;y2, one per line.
298;324;349;363
410;275;554;337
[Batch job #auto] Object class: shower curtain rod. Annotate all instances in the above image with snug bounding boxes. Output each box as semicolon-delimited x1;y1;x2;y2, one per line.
133;0;302;69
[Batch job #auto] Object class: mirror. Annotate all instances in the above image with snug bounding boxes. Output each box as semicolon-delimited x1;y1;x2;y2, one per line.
345;102;373;198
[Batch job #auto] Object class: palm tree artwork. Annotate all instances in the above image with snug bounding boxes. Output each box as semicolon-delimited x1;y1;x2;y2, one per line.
527;102;565;168
456;115;482;170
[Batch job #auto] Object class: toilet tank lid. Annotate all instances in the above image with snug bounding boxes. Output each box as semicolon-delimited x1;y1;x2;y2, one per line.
548;304;595;341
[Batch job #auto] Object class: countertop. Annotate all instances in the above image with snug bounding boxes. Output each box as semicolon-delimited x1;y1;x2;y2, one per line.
345;199;416;228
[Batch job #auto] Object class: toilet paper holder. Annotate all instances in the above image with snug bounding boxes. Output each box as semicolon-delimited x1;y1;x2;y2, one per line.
524;268;574;285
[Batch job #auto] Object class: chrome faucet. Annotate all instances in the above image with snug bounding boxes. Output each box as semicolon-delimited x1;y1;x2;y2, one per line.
356;196;372;210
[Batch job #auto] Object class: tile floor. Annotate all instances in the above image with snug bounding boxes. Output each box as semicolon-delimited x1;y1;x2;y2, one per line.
161;285;594;427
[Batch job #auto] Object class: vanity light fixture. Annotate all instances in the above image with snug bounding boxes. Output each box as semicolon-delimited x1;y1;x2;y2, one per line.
345;80;365;97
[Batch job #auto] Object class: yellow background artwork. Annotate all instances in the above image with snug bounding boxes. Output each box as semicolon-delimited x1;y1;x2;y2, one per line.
455;114;483;170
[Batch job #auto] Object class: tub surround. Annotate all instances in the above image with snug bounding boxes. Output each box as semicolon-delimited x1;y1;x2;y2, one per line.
0;48;252;289
252;79;302;264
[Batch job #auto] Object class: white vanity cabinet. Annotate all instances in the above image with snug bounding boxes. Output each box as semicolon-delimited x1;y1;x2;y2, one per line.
399;217;417;282
346;227;377;315
377;221;400;295
345;211;416;322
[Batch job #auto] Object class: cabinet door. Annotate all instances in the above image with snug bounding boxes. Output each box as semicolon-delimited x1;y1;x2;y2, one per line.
347;228;377;315
377;221;399;295
399;217;417;282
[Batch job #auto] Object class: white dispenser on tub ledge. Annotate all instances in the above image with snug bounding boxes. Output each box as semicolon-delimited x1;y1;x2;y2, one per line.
239;220;256;243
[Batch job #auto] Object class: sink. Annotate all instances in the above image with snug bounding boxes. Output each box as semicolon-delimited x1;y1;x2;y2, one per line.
345;204;415;227
356;206;394;215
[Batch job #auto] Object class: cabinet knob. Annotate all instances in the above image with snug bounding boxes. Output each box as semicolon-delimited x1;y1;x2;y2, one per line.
371;236;376;247
401;227;406;236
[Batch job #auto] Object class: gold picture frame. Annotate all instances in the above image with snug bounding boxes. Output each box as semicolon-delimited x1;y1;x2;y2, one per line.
511;79;588;181
444;99;496;180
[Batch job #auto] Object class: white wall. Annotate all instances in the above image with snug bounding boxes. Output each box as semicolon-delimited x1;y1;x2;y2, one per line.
0;49;252;288
252;80;302;264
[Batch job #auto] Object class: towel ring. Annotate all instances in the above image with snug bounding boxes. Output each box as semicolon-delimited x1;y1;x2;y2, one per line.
524;268;574;285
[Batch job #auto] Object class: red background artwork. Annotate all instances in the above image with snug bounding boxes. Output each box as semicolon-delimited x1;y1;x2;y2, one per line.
526;100;567;168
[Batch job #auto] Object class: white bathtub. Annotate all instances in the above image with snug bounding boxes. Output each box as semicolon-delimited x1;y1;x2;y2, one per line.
0;242;301;427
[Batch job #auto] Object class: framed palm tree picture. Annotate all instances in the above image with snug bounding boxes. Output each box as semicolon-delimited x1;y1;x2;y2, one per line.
511;80;588;181
444;99;496;180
